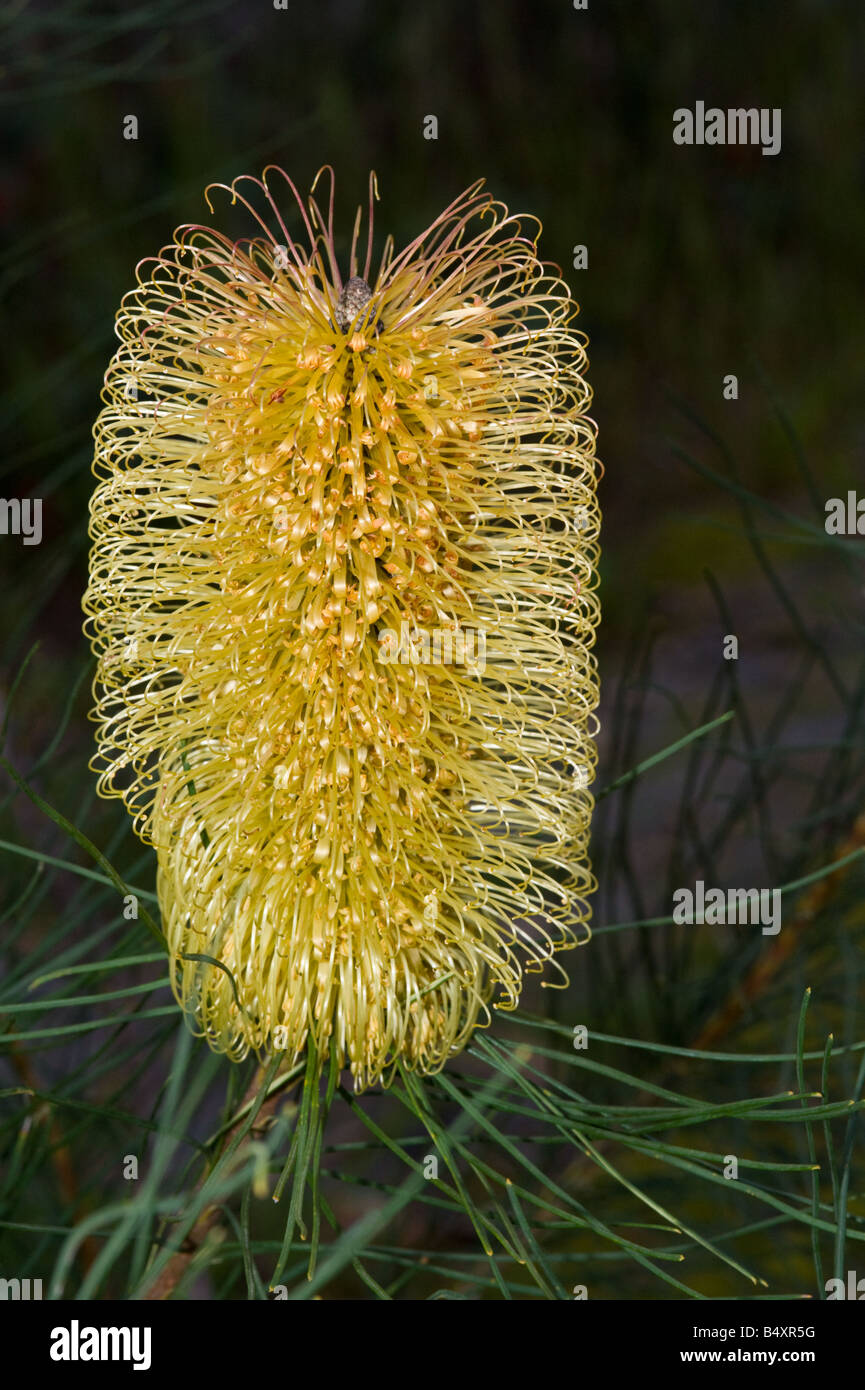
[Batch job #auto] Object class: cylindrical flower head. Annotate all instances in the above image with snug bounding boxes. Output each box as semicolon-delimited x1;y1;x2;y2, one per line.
83;168;601;1089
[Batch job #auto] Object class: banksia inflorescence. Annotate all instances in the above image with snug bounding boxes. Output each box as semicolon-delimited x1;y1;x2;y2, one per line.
83;168;601;1089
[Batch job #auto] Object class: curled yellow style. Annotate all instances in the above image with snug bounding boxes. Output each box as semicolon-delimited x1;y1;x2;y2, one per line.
83;168;601;1088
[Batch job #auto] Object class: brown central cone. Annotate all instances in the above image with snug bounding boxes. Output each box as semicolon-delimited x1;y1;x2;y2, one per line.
335;275;374;333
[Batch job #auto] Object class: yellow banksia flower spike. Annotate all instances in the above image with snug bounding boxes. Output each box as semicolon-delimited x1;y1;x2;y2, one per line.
83;167;601;1090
